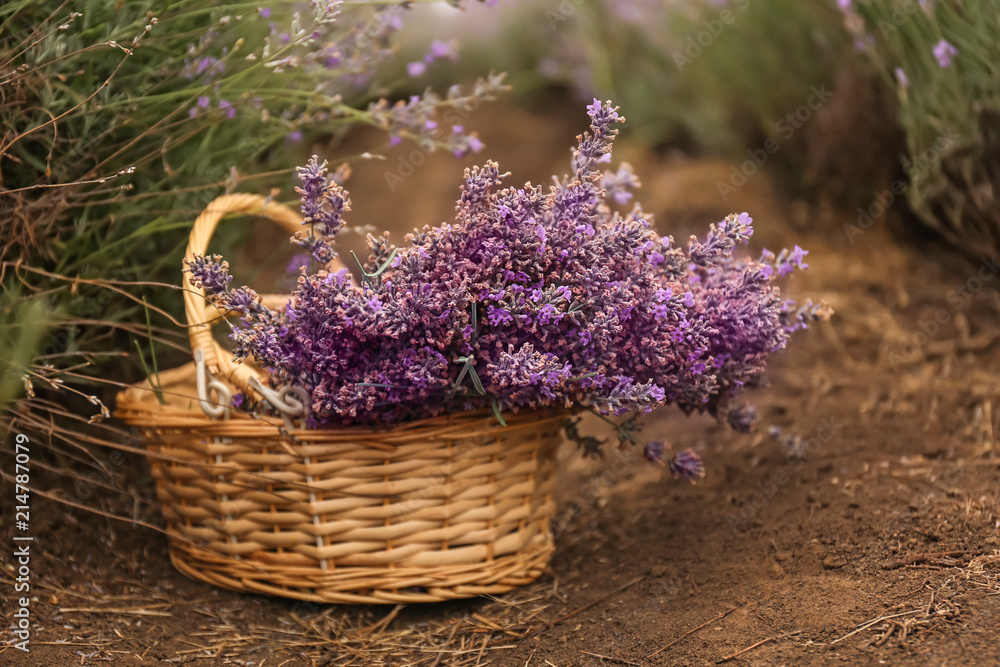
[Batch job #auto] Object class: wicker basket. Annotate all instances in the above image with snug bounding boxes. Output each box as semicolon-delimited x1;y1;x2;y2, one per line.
115;194;565;603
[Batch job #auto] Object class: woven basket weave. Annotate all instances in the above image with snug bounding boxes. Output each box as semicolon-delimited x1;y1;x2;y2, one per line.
115;194;565;603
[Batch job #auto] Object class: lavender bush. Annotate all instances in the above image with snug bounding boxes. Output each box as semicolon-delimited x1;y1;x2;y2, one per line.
187;101;828;473
838;0;1000;258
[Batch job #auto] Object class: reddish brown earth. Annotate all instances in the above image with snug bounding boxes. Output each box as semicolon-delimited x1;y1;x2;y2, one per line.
2;103;999;666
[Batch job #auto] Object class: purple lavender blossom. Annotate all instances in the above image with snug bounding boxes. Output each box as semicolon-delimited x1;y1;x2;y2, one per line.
293;156;348;265
895;67;909;89
688;213;753;265
643;440;667;465
668;449;705;481
933;39;957;67
185;254;232;295
601;162;641;206
367;75;505;157
487;344;572;403
727;403;758;433
598;377;666;415
191;101;827;452
428;39;458;61
760;244;809;278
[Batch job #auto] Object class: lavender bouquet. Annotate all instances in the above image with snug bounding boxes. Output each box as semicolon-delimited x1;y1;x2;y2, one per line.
186;101;828;476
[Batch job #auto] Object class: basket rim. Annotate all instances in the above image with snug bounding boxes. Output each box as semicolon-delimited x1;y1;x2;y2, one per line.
114;359;571;439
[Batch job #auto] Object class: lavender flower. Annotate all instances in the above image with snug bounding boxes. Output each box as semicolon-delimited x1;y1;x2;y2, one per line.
933;39;957;68
293;156;348;265
688;213;753;265
894;67;909;89
185;254;232;296
601;162;641;205
368;75;505;157
190;100;826;465
426;39;458;62
597;377;667;416
727;403;758;433
487;344;572;403
643;440;667;465
668;449;705;481
759;244;808;277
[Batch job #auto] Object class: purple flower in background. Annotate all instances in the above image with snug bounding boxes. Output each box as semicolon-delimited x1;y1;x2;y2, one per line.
644;440;667;465
197;95;210;108
727;403;758;433
426;39;458;63
286;253;311;274
668;449;705;481
933;39;957;67
894;67;909;89
286;130;304;143
366;74;505;160
406;61;426;77
258;7;271;18
781;434;808;459
602;162;641;206
218;99;235;119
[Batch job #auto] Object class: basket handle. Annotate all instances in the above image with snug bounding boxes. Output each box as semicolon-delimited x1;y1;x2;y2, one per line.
183;192;344;399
